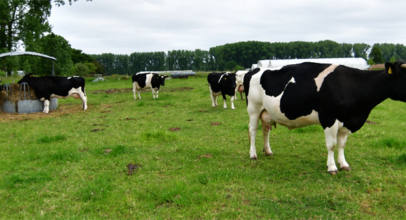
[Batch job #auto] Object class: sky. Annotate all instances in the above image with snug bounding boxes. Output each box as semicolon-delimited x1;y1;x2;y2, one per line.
48;0;406;55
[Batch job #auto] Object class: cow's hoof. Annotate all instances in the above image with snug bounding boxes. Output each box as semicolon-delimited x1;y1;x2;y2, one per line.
250;156;258;160
340;166;351;171
328;170;338;175
265;153;273;156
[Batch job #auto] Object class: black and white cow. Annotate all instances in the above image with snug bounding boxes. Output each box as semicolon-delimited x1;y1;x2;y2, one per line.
207;72;236;109
17;74;87;113
235;70;248;100
243;61;406;174
132;73;167;99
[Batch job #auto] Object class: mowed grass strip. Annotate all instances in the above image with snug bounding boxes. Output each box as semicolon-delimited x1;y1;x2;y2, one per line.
0;75;406;219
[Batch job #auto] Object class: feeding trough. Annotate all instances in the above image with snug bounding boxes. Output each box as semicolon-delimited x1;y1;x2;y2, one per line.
0;83;57;114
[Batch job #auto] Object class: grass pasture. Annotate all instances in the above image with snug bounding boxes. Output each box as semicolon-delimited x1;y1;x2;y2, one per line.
1;75;406;219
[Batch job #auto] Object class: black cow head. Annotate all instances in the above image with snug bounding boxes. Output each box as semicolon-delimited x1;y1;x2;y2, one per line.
160;75;168;86
386;60;406;101
220;73;236;89
385;61;406;76
17;73;34;84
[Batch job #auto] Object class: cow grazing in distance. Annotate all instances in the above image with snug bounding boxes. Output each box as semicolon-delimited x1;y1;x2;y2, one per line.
235;70;248;100
243;61;406;174
17;74;87;113
207;72;236;109
132;73;168;99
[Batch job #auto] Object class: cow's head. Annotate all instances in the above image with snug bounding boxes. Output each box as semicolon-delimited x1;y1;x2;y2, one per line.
386;60;406;101
17;73;34;84
220;72;236;89
160;75;168;86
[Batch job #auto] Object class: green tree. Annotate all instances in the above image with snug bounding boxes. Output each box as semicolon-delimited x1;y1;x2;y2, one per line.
74;62;88;76
370;44;383;64
28;33;73;76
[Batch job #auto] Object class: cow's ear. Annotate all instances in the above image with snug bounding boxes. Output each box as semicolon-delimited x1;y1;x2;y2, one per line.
385;62;396;75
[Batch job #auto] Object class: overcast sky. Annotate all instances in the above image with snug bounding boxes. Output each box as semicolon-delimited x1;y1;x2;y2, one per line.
48;0;406;55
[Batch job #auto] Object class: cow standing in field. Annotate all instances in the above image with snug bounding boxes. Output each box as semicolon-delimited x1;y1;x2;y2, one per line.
132;73;167;100
207;72;236;109
243;61;406;174
235;70;248;100
17;74;87;113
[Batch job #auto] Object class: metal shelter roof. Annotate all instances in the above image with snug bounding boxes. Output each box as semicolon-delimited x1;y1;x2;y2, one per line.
256;58;369;70
0;51;57;61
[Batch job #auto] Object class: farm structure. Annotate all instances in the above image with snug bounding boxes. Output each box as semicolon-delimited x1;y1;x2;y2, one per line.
252;57;369;70
0;51;59;114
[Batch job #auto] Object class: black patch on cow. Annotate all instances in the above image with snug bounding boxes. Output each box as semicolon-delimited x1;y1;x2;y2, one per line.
132;74;147;88
259;63;330;121
243;68;260;101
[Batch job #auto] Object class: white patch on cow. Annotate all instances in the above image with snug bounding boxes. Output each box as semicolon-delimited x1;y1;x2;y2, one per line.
314;64;338;91
67;77;71;80
235;70;248;100
145;74;153;88
49;87;87;112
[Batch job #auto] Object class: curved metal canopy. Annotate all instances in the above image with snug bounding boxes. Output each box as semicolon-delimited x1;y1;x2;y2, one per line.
0;51;57;61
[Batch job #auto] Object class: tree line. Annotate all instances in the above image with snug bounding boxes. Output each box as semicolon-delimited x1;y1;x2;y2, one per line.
91;40;406;75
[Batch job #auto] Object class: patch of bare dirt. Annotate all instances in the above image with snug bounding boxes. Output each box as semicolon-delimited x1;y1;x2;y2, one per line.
127;163;142;175
165;87;194;92
0;103;95;123
195;154;213;161
91;88;133;94
366;120;377;124
168;127;181;131
89;87;194;94
211;122;221;126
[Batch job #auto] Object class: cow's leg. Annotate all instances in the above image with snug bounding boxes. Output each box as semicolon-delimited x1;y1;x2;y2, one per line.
222;94;227;109
156;89;159;99
230;96;235;109
337;128;351;171
240;91;244;100
137;89;141;99
152;88;156;99
209;86;216;107
133;82;137;100
248;105;263;159
261;110;273;156
79;91;87;110
324;121;340;174
43;99;50;113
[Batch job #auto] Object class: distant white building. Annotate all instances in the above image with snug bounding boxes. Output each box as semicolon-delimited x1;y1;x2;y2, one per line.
254;58;369;70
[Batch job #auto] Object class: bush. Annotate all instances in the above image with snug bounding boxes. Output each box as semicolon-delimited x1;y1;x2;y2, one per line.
0;70;6;77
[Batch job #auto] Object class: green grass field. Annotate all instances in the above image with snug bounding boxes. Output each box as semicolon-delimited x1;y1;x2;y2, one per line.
1;75;406;219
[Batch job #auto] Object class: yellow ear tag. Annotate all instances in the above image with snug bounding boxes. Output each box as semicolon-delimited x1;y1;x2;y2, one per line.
388;67;393;74
224;77;227;80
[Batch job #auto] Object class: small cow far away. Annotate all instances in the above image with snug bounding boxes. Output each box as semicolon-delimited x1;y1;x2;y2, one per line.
132;73;168;100
207;72;236;109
